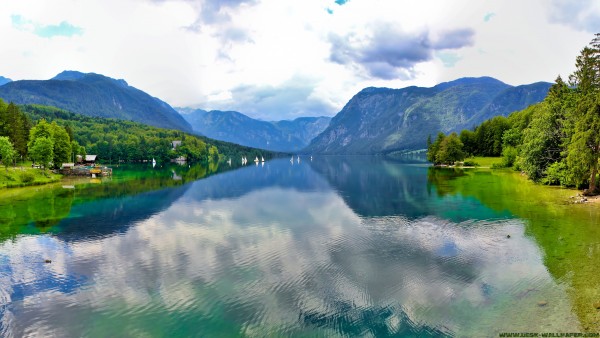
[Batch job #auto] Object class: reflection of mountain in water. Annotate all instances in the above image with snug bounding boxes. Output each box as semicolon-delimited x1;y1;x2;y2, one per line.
308;156;432;218
308;156;507;221
184;158;331;202
57;184;190;241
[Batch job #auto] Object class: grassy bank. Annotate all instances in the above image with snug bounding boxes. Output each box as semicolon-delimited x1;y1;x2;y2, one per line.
0;165;62;189
463;156;502;168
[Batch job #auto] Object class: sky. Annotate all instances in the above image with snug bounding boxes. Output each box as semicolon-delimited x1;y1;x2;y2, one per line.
0;0;599;120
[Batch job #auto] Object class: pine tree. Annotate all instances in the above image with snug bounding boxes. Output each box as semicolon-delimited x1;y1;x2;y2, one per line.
565;34;600;193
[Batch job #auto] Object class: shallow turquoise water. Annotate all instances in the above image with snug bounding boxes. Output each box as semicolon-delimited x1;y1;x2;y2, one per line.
0;157;583;336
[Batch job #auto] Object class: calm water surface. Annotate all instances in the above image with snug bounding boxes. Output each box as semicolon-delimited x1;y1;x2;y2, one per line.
0;157;597;337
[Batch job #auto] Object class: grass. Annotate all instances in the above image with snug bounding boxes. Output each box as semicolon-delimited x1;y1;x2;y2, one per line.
463;156;502;168
0;164;62;189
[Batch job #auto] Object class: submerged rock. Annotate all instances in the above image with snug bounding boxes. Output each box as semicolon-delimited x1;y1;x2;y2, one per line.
44;259;52;263
537;300;548;307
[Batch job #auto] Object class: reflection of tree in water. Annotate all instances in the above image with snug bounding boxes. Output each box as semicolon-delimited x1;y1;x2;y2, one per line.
0;162;226;240
28;188;75;228
426;167;467;197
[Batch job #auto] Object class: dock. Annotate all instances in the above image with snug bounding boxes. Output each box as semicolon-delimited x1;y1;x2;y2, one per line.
59;165;112;177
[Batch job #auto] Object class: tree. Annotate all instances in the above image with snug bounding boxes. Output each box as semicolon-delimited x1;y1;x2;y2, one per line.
50;122;72;168
519;102;567;181
208;145;219;162
459;130;476;156
565;34;600;193
436;132;465;165
29;137;54;170
0;136;16;171
427;132;445;164
6;103;29;159
28;119;53;150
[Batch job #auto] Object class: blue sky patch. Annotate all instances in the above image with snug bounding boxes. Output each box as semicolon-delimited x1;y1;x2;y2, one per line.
11;14;83;38
484;12;496;22
437;52;461;68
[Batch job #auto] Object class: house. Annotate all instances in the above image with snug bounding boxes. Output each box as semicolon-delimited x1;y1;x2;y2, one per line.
172;140;182;149
84;155;97;165
61;163;75;170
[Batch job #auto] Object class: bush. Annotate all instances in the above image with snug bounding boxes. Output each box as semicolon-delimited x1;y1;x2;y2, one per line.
501;146;518;168
463;160;479;167
19;171;35;183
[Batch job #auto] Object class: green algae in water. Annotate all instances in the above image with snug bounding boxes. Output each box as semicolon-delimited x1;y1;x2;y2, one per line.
429;167;600;331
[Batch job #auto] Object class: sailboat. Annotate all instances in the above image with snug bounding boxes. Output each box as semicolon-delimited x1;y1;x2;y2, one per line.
310;156;313;161
297;156;300;163
152;158;156;168
227;158;232;166
290;156;294;164
261;156;265;162
254;156;259;163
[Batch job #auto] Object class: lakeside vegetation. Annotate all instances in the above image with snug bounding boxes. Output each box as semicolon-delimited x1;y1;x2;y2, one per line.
428;33;600;195
0;100;275;188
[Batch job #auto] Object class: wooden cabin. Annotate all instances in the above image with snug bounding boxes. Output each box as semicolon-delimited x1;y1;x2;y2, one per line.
84;155;97;165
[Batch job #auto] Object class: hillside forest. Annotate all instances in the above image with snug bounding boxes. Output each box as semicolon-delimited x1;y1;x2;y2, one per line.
0;102;271;170
428;33;600;195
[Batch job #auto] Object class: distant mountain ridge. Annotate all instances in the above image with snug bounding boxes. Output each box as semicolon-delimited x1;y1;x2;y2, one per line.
0;71;192;132
179;108;331;152
306;77;551;154
0;76;11;86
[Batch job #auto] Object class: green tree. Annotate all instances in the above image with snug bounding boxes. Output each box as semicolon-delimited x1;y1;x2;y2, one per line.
0;136;16;171
565;34;600;193
29;137;54;170
427;132;445;164
6;103;28;159
208;145;219;162
28;119;53;150
520;101;568;181
459;129;477;156
0;99;8;137
50;122;72;168
436;132;465;165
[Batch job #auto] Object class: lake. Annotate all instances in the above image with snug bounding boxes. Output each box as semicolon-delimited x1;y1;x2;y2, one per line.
0;157;599;337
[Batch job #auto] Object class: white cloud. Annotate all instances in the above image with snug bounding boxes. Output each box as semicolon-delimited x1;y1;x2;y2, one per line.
0;0;596;120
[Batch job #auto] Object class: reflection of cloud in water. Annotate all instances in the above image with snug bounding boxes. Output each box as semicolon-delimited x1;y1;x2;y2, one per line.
0;185;579;337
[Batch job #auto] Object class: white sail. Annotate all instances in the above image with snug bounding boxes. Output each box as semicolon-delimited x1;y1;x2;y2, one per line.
254;156;259;162
261;156;265;162
152;158;156;168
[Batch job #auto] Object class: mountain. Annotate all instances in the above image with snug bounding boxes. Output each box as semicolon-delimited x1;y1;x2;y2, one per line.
179;108;331;152
306;77;551;154
0;71;192;132
0;76;11;86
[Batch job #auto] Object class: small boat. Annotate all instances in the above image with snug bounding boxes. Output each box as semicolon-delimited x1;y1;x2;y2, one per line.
227;158;232;166
152;158;156;168
290;156;294;164
310;156;313;161
297;156;300;163
254;156;259;162
261;156;265;162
